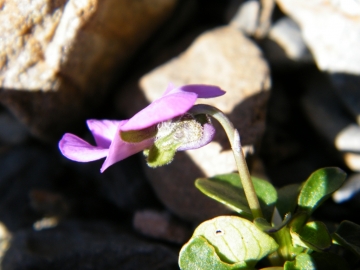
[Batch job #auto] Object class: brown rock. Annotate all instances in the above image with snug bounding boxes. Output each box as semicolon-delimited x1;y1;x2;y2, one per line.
0;0;177;140
119;26;271;222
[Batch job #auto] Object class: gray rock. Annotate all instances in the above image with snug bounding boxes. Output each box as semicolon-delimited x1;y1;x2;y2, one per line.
276;0;360;74
330;73;360;125
333;173;360;203
268;17;312;62
2;220;178;270
301;71;360;171
0;109;29;144
301;73;354;149
230;0;260;35
335;125;360;152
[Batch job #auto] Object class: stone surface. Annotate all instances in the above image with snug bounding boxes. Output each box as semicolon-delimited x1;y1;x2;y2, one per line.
0;222;11;265
70;153;161;213
343;153;360;172
2;220;178;270
0;0;177;140
268;17;312;62
333;173;360;203
335;125;360;152
301;72;355;150
0;109;29;145
230;0;260;35
133;209;191;244
301;69;360;172
276;0;360;74
330;73;360;125
118;26;271;222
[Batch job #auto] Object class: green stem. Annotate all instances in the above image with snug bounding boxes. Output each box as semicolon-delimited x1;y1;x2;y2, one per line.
190;104;263;219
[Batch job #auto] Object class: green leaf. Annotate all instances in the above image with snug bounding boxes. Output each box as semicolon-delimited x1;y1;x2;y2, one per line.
195;174;251;219
179;236;250;270
252;176;278;221
258;268;283;270
333;220;360;257
195;174;277;220
289;212;308;233
297;167;346;215
276;184;300;217
259;266;284;270
192;216;278;266
284;253;350;270
292;221;331;252
284;254;315;270
254;213;292;234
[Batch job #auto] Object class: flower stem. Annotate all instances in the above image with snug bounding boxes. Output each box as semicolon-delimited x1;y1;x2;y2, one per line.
190;104;263;219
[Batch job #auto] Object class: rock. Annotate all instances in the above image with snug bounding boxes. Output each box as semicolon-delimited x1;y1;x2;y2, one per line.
301;72;354;150
0;145;61;231
335;125;360;152
118;26;271;222
268;17;312;63
70;154;161;212
2;220;178;270
343;153;360;172
276;0;360;74
230;0;275;38
0;109;29;145
0;222;11;264
333;173;360;203
301;70;360;171
230;0;260;35
0;0;177;140
330;73;360;125
133;209;192;244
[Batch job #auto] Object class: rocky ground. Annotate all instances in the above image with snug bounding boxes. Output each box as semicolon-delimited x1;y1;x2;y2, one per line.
0;0;359;269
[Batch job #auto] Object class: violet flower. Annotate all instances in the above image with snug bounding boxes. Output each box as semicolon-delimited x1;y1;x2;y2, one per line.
59;84;225;172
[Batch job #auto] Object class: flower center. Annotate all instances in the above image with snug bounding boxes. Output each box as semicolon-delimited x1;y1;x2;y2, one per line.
156;114;204;147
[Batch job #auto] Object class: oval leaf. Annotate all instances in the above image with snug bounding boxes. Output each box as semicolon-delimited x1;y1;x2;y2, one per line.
284;254;316;270
276;184;300;217
298;167;346;215
195;175;251;218
333;220;360;257
179;236;249;270
195;174;277;220
284;253;350;270
193;216;278;266
296;221;331;252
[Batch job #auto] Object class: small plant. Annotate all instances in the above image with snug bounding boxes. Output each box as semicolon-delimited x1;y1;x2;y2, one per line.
59;84;360;269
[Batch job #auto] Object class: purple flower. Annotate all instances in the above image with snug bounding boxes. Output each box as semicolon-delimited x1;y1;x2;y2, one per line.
59;84;225;172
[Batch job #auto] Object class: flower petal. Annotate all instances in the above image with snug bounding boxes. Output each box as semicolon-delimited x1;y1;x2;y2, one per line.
59;133;108;162
162;82;176;96
100;126;155;172
171;84;226;98
120;91;198;132
177;123;215;151
87;119;123;148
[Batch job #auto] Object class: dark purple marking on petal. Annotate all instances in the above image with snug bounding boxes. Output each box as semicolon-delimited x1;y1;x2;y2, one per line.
178;84;225;98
